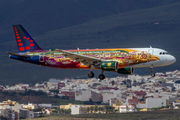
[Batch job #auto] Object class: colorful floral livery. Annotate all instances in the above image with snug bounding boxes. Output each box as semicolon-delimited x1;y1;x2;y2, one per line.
7;25;176;80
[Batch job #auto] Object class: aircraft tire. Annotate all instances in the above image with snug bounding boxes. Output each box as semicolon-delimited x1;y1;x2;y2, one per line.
151;73;155;77
88;72;94;78
98;74;105;80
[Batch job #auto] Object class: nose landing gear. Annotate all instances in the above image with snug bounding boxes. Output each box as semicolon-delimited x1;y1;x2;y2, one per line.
150;65;155;77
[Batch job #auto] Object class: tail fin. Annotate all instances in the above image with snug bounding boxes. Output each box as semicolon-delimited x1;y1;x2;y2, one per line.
13;25;43;52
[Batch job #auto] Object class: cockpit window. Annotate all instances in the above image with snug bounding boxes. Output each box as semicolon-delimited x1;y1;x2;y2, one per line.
159;52;169;55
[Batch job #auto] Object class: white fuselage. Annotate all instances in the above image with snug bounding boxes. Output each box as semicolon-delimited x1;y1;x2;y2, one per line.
128;48;176;68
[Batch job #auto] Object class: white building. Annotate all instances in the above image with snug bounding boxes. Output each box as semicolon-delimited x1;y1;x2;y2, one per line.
22;103;37;110
0;109;5;116
35;83;45;87
119;105;135;113
76;90;102;102
5;84;24;90
71;105;87;115
146;98;167;108
11;110;16;120
75;92;82;101
102;93;114;103
38;104;52;108
82;91;91;101
29;111;34;118
109;98;118;106
174;80;180;90
137;102;146;108
166;71;173;77
11;104;23;113
47;79;61;89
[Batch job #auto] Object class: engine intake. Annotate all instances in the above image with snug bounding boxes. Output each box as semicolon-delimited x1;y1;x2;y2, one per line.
101;61;118;71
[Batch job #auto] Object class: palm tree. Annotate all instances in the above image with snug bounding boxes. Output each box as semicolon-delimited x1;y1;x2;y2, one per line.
98;107;101;113
90;106;93;113
87;107;90;113
60;109;65;114
101;107;104;112
67;108;71;114
95;106;98;113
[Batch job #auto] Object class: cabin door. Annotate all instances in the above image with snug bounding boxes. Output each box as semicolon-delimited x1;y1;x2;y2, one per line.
148;49;154;61
39;54;44;62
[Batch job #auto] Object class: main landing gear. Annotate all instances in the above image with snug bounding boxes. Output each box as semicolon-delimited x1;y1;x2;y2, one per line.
98;71;105;80
150;65;155;77
87;71;106;80
88;65;95;78
87;65;105;80
88;71;94;78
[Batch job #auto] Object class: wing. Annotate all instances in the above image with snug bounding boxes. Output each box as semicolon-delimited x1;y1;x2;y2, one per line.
55;49;101;67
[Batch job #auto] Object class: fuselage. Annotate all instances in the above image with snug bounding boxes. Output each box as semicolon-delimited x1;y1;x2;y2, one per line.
8;25;176;79
9;48;176;70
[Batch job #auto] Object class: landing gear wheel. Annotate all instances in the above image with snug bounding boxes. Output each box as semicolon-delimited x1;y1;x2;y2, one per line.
151;73;155;77
150;65;155;77
88;72;94;78
98;74;105;80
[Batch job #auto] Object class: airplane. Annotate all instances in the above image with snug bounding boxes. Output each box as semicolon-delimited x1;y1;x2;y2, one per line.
7;25;176;80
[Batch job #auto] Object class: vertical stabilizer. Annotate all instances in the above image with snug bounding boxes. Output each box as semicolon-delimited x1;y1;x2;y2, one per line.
13;25;43;52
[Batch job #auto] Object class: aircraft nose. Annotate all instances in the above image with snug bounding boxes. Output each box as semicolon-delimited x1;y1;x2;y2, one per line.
167;55;176;65
171;55;176;63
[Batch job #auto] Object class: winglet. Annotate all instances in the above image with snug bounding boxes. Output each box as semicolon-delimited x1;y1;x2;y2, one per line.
50;47;55;51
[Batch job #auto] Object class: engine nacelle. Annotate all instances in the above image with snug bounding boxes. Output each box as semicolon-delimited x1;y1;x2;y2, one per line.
117;67;134;75
101;61;118;71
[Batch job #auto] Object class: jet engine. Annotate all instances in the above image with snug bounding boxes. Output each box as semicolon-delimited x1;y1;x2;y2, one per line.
101;61;118;71
117;67;134;75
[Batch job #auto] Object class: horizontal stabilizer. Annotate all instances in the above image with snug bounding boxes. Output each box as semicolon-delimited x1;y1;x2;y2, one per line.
6;52;29;58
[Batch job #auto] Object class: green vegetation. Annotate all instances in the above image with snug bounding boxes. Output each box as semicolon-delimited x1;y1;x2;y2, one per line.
28;109;180;120
0;89;46;96
0;116;7;120
0;89;85;104
49;89;59;94
19;89;46;96
53;108;71;115
51;98;84;105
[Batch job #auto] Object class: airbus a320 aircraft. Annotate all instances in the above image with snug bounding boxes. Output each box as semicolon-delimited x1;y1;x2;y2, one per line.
7;25;176;80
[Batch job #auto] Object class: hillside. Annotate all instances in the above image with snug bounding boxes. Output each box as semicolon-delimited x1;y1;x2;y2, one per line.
0;1;180;85
0;0;178;32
